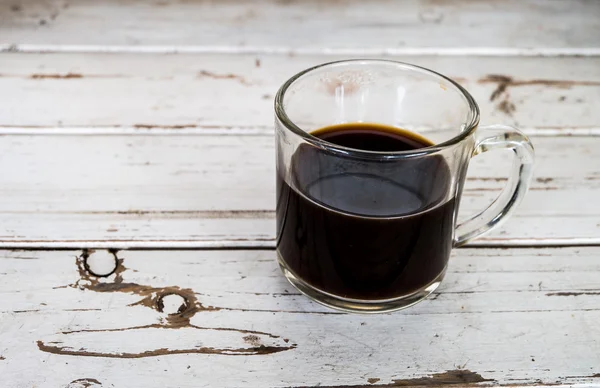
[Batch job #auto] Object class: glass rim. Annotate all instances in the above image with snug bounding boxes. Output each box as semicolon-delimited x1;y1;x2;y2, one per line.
274;59;480;159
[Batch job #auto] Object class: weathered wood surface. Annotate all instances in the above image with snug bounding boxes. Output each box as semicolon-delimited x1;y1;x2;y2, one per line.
0;54;599;132
1;0;599;55
1;0;599;386
0;134;596;248
0;248;599;387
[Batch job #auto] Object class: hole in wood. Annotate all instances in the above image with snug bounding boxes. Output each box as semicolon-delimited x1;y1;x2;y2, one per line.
157;293;188;315
83;250;118;277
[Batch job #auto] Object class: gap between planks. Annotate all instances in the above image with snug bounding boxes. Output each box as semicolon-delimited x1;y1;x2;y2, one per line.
2;44;600;57
1;238;600;250
0;126;599;137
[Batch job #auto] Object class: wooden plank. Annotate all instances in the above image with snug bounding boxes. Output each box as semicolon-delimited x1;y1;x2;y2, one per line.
1;248;599;387
1;0;599;55
0;53;599;133
0;134;596;247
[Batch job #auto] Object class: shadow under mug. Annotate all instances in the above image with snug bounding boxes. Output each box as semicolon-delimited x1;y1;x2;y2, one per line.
274;60;534;313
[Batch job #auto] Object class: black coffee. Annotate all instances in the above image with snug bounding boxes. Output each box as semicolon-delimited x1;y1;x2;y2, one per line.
276;123;456;300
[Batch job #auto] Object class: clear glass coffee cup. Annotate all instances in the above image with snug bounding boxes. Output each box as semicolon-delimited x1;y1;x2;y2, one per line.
275;60;534;313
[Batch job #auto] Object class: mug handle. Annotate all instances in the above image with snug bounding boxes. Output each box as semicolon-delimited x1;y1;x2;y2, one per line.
454;124;535;247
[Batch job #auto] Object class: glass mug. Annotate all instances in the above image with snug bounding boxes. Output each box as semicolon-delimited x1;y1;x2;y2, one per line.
274;60;534;313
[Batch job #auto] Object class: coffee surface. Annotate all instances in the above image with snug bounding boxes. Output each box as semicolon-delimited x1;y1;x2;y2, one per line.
276;123;455;299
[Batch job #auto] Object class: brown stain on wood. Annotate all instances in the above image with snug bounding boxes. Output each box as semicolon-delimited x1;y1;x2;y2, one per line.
0;356;5;360
0;73;132;79
38;324;296;358
37;340;289;358
79;209;275;219
30;73;83;79
479;74;600;116
133;124;198;130
483;74;512;102
243;334;262;347
367;377;380;384
0;73;87;79
546;291;600;296
212;306;344;315
292;370;492;387
71;250;218;328
536;177;554;184
479;74;600;102
391;370;493;386
197;70;251;85
467;177;508;182
5;255;39;260
60;324;284;338
497;99;516;115
38;250;297;358
67;378;101;387
464;187;501;192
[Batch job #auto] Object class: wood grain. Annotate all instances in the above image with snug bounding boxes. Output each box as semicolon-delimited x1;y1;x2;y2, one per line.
1;248;599;387
1;0;599;55
0;1;598;387
0;134;596;247
0;54;599;132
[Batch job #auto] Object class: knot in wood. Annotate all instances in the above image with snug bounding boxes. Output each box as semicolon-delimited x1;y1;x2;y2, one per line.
156;292;190;315
83;250;118;277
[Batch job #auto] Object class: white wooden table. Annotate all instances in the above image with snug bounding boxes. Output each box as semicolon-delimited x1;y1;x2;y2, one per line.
0;1;599;387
